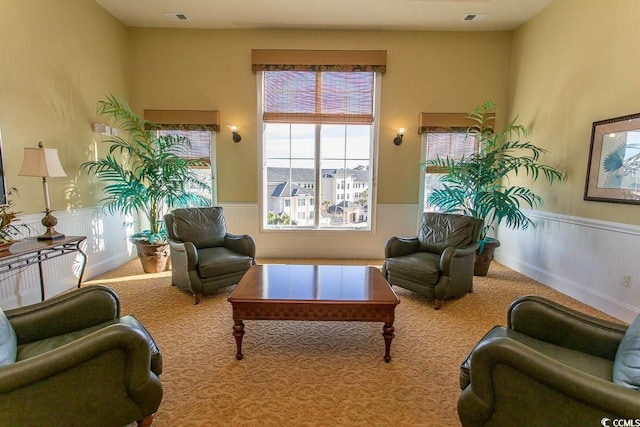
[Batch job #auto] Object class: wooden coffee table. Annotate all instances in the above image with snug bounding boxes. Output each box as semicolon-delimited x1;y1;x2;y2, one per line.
227;264;400;362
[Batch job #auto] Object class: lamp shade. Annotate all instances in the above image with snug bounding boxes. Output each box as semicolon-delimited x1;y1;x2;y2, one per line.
18;143;67;178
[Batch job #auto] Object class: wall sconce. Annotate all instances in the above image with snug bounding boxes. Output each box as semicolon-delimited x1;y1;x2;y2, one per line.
228;125;242;143
18;142;67;240
393;128;405;146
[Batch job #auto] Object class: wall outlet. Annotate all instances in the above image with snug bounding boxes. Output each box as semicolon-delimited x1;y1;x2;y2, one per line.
621;274;631;288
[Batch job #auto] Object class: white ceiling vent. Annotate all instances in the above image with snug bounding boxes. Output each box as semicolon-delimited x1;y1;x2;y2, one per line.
463;13;489;21
164;12;188;21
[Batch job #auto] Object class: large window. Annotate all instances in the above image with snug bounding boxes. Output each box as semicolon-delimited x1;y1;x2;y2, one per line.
261;70;378;230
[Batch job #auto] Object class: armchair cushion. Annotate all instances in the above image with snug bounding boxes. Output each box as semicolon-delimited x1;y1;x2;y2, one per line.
418;213;474;253
383;252;441;285
0;308;16;366
172;207;227;249
613;314;640;389
198;247;254;278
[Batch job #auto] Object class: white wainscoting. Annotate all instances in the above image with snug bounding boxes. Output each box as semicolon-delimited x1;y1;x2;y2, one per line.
495;209;640;323
0;207;135;309
219;203;421;259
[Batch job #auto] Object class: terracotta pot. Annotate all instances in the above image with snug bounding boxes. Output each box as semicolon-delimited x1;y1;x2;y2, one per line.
134;242;171;273
474;238;500;276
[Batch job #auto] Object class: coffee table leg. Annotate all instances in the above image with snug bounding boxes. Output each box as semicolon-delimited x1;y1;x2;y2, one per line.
382;321;395;363
233;320;245;360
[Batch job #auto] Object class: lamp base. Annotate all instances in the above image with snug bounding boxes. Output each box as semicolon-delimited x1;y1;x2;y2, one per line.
37;229;65;240
38;210;65;240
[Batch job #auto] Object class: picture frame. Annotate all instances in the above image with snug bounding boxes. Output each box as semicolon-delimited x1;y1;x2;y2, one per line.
584;112;640;204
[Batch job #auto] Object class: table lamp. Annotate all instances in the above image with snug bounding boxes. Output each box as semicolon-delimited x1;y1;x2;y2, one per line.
18;142;67;240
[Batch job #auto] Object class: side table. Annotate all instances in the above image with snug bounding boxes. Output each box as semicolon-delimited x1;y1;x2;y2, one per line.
0;236;87;300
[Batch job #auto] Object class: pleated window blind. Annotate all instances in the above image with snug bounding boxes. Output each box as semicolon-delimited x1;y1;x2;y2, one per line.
262;71;375;125
157;129;211;167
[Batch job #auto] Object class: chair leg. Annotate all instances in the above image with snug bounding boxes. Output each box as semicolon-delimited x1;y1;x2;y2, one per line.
193;293;202;305
469;285;474;293
137;415;154;427
434;299;444;310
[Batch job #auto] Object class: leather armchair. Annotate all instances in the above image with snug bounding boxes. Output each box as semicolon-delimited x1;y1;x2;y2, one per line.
0;285;162;427
458;295;640;426
165;207;256;304
382;212;482;309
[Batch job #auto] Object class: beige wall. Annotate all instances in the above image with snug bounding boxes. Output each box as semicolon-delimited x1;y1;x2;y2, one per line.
509;0;640;225
0;0;128;215
128;29;511;204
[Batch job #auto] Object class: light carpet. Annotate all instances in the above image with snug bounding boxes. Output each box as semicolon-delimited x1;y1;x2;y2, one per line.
85;259;619;427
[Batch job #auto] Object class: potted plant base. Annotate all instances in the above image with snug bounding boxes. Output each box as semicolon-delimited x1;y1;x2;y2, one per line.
135;242;171;273
474;238;500;276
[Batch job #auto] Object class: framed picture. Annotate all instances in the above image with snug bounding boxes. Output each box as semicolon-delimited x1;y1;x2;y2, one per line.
584;112;640;204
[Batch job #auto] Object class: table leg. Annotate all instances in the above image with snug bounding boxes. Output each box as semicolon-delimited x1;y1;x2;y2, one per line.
76;239;87;288
382;321;395;363
233;320;245;360
37;251;45;301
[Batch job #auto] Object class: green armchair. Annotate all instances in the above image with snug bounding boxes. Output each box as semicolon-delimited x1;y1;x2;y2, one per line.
458;295;640;426
165;207;256;304
0;285;162;427
382;212;483;309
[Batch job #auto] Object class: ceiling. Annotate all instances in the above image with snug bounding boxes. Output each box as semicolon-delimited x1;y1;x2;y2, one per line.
95;0;555;32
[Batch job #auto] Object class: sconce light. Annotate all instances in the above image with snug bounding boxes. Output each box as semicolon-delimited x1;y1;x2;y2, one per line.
18;142;67;240
228;125;242;143
393;128;405;146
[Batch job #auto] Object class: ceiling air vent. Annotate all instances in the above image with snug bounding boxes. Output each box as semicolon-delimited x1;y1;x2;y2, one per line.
464;13;489;21
164;13;188;21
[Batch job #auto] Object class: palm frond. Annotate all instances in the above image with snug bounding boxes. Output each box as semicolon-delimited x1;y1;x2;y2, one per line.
82;94;213;241
425;101;565;239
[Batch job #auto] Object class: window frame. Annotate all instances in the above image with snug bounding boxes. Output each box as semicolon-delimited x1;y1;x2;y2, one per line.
257;71;380;233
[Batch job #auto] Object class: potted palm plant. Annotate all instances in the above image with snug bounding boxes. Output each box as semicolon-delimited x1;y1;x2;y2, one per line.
424;101;565;276
82;94;211;273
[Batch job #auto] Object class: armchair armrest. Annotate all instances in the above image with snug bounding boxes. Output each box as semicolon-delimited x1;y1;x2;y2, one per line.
7;285;120;345
0;324;155;394
507;295;627;360
167;238;198;271
384;237;419;258
460;336;640;423
0;323;162;424
225;233;256;259
440;242;479;275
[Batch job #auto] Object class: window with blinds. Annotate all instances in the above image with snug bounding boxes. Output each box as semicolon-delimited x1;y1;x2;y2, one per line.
261;70;378;230
420;126;478;212
156;129;213;202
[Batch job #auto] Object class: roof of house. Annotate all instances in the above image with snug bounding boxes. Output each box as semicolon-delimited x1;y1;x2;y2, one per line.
268;167;369;183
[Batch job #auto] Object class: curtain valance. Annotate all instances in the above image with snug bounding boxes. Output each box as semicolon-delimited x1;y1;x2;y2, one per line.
418;113;475;134
251;49;387;72
143;110;220;132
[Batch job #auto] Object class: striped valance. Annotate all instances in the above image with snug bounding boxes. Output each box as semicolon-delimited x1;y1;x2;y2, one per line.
418;113;475;134
251;49;387;73
143;110;220;132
